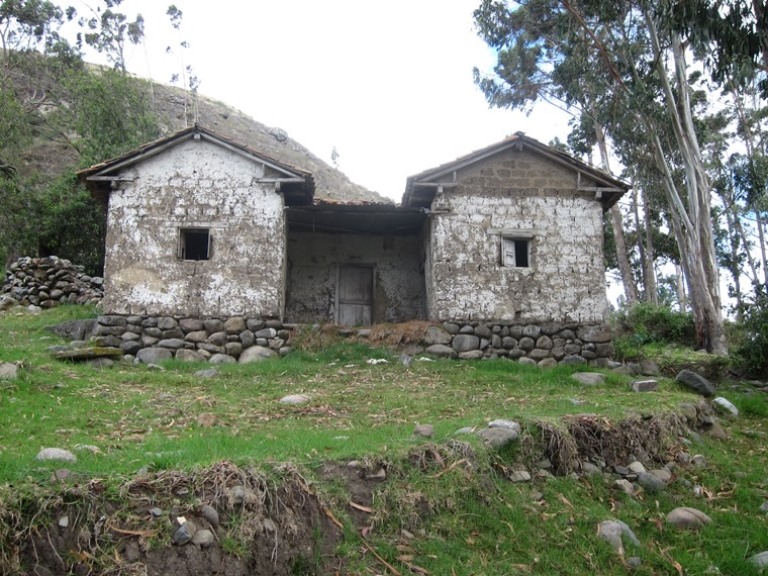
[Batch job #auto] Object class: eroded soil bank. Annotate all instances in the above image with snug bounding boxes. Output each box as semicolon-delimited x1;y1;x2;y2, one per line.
0;401;722;576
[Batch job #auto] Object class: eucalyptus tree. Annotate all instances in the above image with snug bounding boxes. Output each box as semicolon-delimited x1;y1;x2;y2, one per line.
75;0;143;73
0;0;69;60
662;0;768;97
474;0;728;353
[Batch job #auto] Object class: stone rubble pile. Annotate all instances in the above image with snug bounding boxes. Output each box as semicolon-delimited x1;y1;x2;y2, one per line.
2;256;103;308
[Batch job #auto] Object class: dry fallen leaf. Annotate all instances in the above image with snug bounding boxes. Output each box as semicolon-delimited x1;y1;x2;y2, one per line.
349;501;374;514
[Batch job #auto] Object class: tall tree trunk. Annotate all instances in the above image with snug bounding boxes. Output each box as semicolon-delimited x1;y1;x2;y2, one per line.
756;210;768;285
733;208;761;285
642;189;658;304
593;120;638;305
608;205;638;305
630;189;648;299
724;207;744;319
729;80;768;286
644;14;727;354
675;264;687;312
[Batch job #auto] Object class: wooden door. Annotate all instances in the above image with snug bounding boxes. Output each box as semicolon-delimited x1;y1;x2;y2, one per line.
337;265;373;326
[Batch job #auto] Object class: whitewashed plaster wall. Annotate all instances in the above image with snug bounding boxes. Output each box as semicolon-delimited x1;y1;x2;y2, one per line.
102;139;286;317
427;148;610;323
285;232;425;323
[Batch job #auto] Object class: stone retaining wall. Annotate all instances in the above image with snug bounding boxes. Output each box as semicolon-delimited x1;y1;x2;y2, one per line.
420;321;614;366
94;315;292;363
2;256;103;308
94;314;614;366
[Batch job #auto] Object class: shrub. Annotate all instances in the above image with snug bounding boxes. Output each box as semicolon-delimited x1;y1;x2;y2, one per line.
615;302;696;347
735;289;768;377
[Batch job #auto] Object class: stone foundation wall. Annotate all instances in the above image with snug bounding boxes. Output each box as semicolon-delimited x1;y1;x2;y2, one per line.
421;321;614;366
93;314;292;363
93;314;613;366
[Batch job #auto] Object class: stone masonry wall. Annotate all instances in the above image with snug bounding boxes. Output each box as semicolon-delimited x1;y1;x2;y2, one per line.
420;321;614;366
93;314;292;363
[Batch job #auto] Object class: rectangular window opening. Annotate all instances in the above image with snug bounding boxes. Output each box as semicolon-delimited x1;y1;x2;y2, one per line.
179;228;210;260
502;237;530;268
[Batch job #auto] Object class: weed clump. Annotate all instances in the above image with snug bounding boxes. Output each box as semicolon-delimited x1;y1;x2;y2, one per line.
615;302;696;348
524;410;692;474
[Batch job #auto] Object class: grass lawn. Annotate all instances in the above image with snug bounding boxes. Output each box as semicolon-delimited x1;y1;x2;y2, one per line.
1;305;768;575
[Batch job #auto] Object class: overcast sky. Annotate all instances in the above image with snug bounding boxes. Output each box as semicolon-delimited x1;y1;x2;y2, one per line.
67;0;572;201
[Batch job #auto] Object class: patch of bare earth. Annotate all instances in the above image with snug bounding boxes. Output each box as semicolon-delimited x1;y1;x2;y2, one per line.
6;461;341;576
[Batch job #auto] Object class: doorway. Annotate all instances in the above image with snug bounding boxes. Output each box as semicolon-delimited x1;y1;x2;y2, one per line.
337;265;373;326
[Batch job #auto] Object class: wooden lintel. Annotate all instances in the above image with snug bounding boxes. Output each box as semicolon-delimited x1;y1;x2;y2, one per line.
413;182;458;189
577;186;622;193
87;176;135;182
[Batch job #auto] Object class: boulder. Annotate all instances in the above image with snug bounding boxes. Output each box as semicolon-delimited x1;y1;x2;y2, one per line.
238;345;276;363
157;338;186;349
577;324;612;343
424;325;452;345
713;396;738;417
631;379;658;392
665;507;712;530
36;448;77;462
210;354;236;364
477;426;519;448
452;334;479;352
136;347;173;364
675;369;715;397
280;394;310;405
175;349;207;362
458;350;484;360
51;347;123;361
572;372;604;386
425;344;457;358
223;316;246;334
749;551;768;569
47;319;97;341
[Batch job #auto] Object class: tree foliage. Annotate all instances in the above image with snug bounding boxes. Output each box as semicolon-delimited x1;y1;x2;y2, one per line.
660;0;768;97
0;0;158;272
76;0;144;73
54;67;158;165
0;0;69;58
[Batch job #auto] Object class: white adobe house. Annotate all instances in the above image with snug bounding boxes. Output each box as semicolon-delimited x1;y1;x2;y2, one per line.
81;125;628;363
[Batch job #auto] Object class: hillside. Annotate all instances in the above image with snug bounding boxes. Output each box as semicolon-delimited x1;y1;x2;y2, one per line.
13;66;386;204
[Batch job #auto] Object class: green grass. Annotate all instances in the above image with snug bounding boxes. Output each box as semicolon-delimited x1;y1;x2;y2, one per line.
2;305;768;575
0;306;696;482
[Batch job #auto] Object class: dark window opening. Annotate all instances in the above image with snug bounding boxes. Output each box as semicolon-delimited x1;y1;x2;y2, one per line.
502;237;530;268
180;228;210;260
